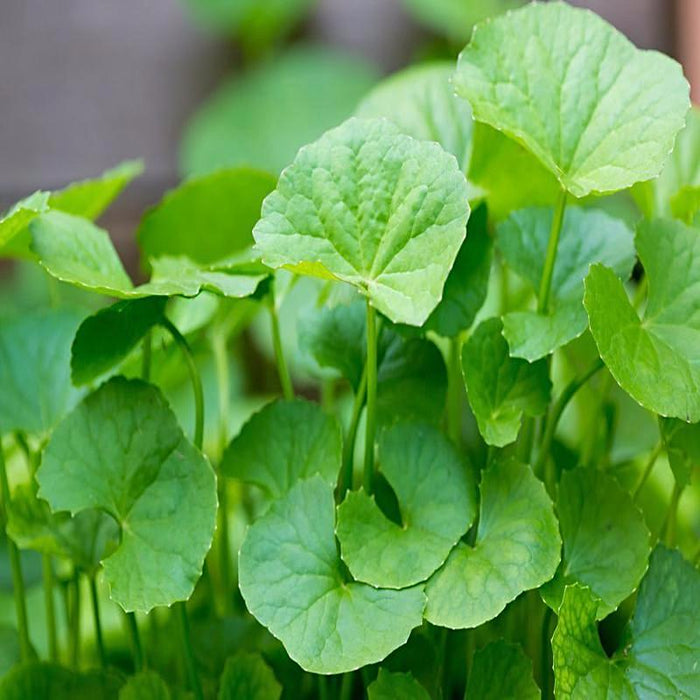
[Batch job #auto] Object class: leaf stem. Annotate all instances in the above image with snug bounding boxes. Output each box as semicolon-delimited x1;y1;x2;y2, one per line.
268;298;294;401
43;555;58;662
89;576;106;668
632;442;664;500
339;672;353;700
363;300;378;494
124;611;143;671
540;605;554;700
141;330;152;383
537;189;567;314
447;335;463;445
176;601;203;700
661;482;683;547
69;572;81;668
340;366;367;498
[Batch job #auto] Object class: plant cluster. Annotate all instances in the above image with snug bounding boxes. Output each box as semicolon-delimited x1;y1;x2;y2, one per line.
0;2;699;699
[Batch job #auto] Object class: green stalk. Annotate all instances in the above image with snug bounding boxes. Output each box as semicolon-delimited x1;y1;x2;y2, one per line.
42;555;58;661
268;299;294;401
632;442;664;500
89;576;106;668
69;572;81;668
537;189;567;314
662;483;683;547
339;673;353;700
176;601;203;700
0;444;31;661
540;606;554;700
141;330;153;383
447;335;463;446
340;367;367;499
124;612;143;671
363;301;378;494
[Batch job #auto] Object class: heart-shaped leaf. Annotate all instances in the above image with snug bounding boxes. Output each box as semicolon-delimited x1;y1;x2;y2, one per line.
455;2;689;197
336;422;476;589
238;475;425;674
461;318;551;447
218;653;282;700
540;468;650;618
221;399;342;502
137;168;276;265
253;117;470;326
497;207;635;360
119;671;170;700
584;218;700;421
466;640;539;700
367;669;430;700
553;547;700;699
37;377;217;612
425;458;560;629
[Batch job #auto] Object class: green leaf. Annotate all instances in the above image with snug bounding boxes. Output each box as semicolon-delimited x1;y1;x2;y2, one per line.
425;458;560;628
0;191;50;248
336;422;476;588
71;297;167;386
425;202;492;337
0;626;21;677
0;310;83;436
659;417;700;488
253;117;470;326
181;47;378;177
497;206;635;360
466;640;539;700
239;476;425;674
584;218;700;421
461;318;551;446
367;669;430;700
455;2;690;197
671;185;700;226
118;671;170;700
222;399;342;502
553;547;700;699
37;377;217;612
218;653;282;700
540;468;650;619
137;168;276;265
356;62;473;172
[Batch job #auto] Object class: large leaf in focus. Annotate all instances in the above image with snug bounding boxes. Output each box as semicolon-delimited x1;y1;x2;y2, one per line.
455;2;689;197
137;168;275;265
367;669;430;700
540;468;650;618
336;423;476;588
425;202;492;338
425;458;560;628
37;377;217;612
181;47;378;176
0;310;83;436
461;318;551;446
253;117;470;326
221;399;342;503
497;207;635;360
239;476;425;674
552;547;700;699
659;417;700;488
356;62;473;172
218;653;281;700
466;640;539;700
584;218;700;421
119;671;170;700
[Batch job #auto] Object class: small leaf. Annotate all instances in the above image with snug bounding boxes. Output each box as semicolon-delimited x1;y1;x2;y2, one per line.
466;640;539;700
137;168;276;265
0;191;50;247
0;310;83;436
540;468;650;618
455;2;689;197
497;207;635;360
367;668;430;700
660;417;700;488
425;458;560;629
670;185;700;225
336;422;476;589
71;297;167;386
37;377;217;612
118;671;170;700
584;218;700;421
239;476;425;674
222;399;342;502
218;653;282;700
253;117;470;326
461;318;551;447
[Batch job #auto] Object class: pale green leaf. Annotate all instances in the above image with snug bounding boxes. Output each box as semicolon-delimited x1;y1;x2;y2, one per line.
660;417;700;488
222;399;342;501
540;468;650;618
218;653;281;700
239;476;425;674
425;458;560;628
466;640;539;700
253;117;470;326
455;2;690;197
37;377;217;612
670;184;700;226
336;422;476;588
0;191;50;248
367;669;430;700
461;318;551;446
584;218;700;421
118;671;170;700
498;207;635;360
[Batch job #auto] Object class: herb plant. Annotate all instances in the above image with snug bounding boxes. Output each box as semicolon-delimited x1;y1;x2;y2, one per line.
0;2;699;699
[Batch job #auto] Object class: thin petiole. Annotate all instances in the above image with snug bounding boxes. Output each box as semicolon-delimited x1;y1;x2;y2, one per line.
339;365;367;499
176;601;203;700
124;611;143;671
89;575;106;668
69;572;81;668
447;334;463;446
537;189;567;314
632;442;664;500
363;300;378;494
268;297;294;401
141;330;153;383
661;483;683;547
43;555;58;662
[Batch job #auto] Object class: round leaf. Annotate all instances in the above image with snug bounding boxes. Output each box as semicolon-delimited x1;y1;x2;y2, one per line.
253;117;470;326
466;640;539;700
336;422;476;589
119;671;170;700
367;669;430;700
218;653;281;700
37;377;217;612
425;458;560;629
239;476;425;674
455;2;690;197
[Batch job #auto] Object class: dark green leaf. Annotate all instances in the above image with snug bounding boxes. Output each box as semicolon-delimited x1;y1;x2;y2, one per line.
367;668;430;700
466;640;539;700
659;417;700;488
218;653;281;700
118;671;170;700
